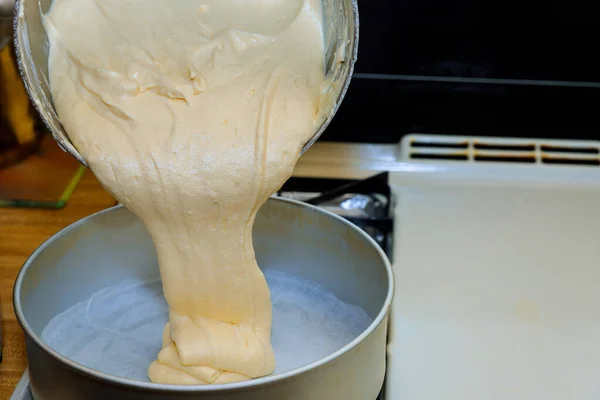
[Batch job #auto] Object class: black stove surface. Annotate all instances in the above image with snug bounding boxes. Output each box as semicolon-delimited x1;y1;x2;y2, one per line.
278;172;393;257
319;0;600;145
321;75;600;146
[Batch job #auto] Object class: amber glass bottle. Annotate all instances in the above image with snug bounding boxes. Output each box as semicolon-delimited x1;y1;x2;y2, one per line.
0;16;44;170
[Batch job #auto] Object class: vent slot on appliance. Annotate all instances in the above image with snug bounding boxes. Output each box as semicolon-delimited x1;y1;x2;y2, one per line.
474;155;536;163
411;141;468;149
540;145;599;155
411;153;468;161
542;157;600;166
473;143;535;152
403;134;600;168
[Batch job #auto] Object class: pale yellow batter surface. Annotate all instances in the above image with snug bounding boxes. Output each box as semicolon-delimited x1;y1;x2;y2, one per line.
44;0;328;385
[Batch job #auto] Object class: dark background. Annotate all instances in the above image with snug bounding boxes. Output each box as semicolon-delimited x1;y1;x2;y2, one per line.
321;0;600;143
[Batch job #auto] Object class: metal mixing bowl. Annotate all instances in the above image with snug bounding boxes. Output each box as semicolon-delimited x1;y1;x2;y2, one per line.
14;198;393;400
12;0;359;167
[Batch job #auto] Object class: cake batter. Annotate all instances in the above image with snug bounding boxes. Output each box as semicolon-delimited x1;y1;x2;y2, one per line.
44;0;328;385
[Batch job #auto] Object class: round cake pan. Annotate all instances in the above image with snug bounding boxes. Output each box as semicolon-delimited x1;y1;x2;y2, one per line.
14;198;393;400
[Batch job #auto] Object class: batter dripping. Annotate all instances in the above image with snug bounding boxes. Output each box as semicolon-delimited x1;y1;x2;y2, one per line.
44;0;328;385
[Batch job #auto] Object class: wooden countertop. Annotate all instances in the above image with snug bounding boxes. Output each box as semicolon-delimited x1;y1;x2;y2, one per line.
295;142;399;180
0;171;116;399
0;141;395;398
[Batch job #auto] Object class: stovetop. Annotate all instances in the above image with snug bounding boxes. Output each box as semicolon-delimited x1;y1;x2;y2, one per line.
278;172;394;257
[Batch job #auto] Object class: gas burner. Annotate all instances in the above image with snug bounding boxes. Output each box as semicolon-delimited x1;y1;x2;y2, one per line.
277;172;393;257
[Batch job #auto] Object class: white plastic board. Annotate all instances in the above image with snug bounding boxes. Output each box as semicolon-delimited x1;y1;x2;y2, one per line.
387;135;600;400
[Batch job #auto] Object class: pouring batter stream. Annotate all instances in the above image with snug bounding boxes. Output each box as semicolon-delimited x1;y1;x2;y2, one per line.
44;0;329;384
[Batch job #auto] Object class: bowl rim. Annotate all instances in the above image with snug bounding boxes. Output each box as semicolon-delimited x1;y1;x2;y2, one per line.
13;197;394;392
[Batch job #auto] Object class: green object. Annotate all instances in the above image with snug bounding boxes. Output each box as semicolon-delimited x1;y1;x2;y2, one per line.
0;165;85;208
